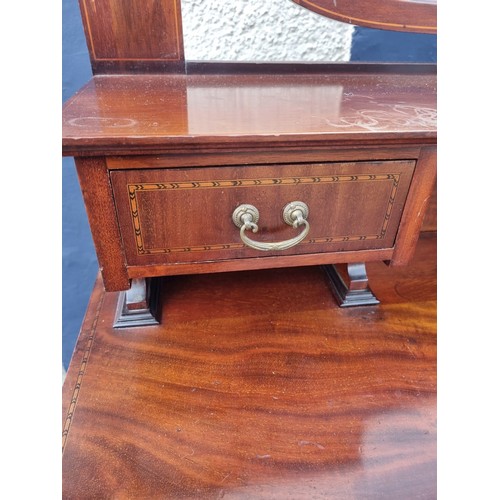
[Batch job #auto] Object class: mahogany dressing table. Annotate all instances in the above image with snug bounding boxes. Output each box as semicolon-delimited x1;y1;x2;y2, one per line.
62;2;437;497
62;0;437;327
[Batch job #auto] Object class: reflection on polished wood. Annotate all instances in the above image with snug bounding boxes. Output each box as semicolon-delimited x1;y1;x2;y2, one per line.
62;233;436;498
62;69;436;156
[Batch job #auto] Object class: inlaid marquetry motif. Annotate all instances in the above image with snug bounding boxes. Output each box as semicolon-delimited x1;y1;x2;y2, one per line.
127;173;401;255
62;283;105;453
325;103;437;132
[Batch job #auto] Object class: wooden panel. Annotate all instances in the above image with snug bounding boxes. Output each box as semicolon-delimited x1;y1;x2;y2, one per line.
292;0;437;34
105;146;423;170
62;70;437;156
79;0;184;74
391;147;436;266
422;181;437;232
74;157;130;291
125;247;395;279
110;161;415;266
62;233;437;498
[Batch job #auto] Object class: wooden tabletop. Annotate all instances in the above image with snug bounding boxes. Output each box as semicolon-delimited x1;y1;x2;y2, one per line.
62;66;436;156
62;232;436;498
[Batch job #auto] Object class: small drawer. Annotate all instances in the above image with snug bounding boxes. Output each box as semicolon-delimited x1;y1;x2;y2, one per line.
110;160;415;267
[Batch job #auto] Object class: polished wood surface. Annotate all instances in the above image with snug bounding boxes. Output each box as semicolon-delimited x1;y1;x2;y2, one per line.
292;0;436;34
391;146;436;266
74;157;130;291
422;182;437;232
75;148;432;291
105;145;423;170
64;67;436;293
79;0;184;74
110;160;415;265
62;232;436;498
62;69;436;156
125;246;395;281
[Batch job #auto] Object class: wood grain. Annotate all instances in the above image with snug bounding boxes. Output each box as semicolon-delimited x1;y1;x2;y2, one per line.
422;182;437;232
104;146;423;170
125;247;395;279
79;0;184;74
110;161;415;266
65;68;436;291
62;69;436;156
292;0;436;34
390;147;437;266
62;233;436;498
74;157;130;291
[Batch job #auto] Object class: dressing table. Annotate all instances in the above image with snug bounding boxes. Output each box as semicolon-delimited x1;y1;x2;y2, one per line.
62;0;436;326
62;2;437;496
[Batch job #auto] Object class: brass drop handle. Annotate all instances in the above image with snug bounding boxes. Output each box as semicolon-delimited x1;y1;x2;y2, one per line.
232;202;310;251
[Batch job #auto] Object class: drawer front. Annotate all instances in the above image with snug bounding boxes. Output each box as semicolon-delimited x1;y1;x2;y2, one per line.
110;161;415;266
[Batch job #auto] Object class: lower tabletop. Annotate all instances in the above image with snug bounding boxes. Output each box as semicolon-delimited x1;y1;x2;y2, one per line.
62;233;436;499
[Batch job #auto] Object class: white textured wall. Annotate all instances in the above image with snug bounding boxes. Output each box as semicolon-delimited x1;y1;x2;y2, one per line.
181;0;353;62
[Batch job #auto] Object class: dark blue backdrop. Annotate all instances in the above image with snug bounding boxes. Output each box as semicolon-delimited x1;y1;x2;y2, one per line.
62;1;436;369
63;0;94;370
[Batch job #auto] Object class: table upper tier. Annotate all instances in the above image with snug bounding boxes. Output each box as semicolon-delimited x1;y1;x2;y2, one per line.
62;66;436;156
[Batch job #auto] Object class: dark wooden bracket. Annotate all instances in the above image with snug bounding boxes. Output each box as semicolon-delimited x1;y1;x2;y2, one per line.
113;278;161;328
323;262;380;307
